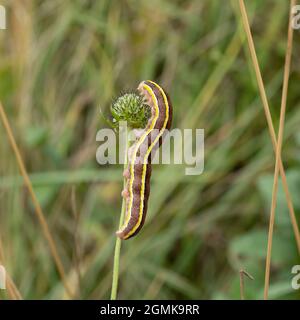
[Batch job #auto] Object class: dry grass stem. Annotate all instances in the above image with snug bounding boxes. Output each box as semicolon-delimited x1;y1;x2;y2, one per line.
263;0;296;300
238;0;298;299
0;101;74;299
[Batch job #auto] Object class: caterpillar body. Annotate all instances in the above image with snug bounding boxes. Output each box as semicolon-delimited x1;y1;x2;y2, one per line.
116;80;173;240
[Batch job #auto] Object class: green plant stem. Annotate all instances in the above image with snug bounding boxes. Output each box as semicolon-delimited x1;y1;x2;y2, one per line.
111;128;129;300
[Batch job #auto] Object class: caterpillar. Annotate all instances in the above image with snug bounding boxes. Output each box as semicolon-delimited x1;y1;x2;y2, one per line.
116;80;173;240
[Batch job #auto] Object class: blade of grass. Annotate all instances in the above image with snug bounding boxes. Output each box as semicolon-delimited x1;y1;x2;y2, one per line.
0;101;74;299
71;186;82;298
264;0;295;300
239;269;254;300
185;25;245;129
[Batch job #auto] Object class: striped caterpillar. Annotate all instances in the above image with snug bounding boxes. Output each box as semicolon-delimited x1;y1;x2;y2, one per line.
116;80;173;240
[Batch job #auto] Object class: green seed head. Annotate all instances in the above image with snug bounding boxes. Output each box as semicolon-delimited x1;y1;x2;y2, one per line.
111;93;151;129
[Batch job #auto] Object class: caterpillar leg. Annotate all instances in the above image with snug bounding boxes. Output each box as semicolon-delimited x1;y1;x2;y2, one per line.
123;168;130;179
121;189;130;198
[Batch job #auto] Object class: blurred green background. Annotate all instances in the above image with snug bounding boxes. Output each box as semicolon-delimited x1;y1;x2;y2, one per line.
0;0;300;300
